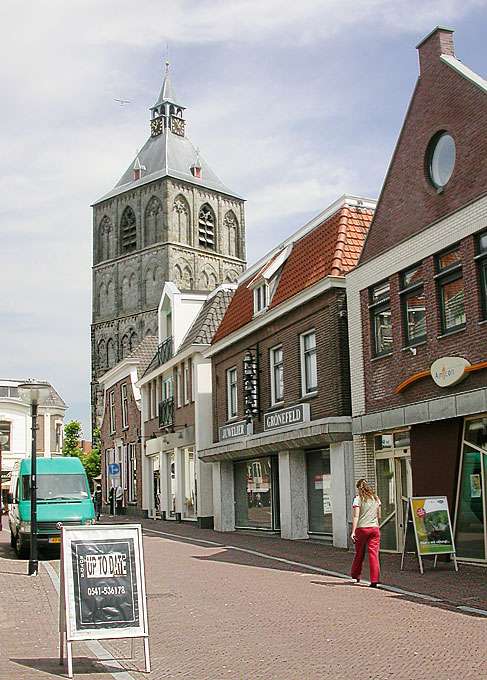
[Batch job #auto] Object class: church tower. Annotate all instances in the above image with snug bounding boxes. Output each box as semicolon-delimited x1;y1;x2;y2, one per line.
91;62;246;427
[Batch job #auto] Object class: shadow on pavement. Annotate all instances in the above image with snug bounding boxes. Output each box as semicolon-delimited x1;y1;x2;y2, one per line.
11;656;124;677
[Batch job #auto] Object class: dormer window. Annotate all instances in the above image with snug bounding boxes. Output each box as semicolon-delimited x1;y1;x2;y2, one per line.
253;283;268;315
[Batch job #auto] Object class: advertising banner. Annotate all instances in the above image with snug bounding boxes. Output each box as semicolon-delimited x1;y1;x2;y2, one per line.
410;496;455;555
401;497;458;575
59;524;150;678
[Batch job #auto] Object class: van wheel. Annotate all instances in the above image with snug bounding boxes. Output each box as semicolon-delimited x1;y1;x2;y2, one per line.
14;533;29;559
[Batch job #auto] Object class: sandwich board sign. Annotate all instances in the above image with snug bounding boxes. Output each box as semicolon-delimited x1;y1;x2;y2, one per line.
59;524;150;678
401;496;458;574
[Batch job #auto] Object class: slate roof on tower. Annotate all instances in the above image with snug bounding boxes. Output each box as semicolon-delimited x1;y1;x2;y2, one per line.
212;196;375;344
93;63;240;205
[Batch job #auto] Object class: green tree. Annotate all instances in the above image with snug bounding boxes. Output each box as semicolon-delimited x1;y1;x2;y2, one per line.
62;420;84;458
82;427;101;489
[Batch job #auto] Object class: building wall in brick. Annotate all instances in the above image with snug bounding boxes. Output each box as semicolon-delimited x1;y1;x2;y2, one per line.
100;376;142;508
212;288;351;441
410;419;462;511
359;232;487;413
361;38;487;264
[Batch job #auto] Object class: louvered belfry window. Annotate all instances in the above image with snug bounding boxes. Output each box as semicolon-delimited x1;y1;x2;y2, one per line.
198;204;215;248
120;206;137;253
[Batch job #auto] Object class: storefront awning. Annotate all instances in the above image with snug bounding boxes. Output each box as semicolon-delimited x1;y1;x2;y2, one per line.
199;416;352;462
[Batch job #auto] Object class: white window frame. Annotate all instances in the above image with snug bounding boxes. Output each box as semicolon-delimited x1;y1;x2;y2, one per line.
176;366;182;408
184;361;190;405
227;367;238;420
253;283;268;315
121;383;129;429
269;344;284;406
109;391;116;433
300;330;317;396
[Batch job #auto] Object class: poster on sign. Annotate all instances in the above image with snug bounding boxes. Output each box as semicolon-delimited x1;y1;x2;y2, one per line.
401;497;458;575
59;524;150;678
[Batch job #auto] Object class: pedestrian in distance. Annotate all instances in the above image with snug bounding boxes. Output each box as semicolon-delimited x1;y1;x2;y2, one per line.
93;484;102;521
115;483;124;516
108;485;115;516
350;478;381;587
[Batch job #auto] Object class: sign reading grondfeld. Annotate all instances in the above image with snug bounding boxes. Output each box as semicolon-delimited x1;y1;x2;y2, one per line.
430;356;471;388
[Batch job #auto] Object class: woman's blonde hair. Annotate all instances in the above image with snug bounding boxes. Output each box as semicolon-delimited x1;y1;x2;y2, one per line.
356;478;377;502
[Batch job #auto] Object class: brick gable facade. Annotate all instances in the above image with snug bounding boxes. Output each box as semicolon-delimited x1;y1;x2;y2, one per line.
361;28;487;263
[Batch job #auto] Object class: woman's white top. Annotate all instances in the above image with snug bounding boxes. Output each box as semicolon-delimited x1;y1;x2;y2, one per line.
352;496;381;528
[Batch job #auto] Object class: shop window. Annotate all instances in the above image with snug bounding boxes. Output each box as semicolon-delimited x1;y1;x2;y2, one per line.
306;449;333;536
436;246;465;333
0;421;11;451
176;366;182;408
234;457;277;530
369;281;392;357
121;383;129;429
109;391;116;433
300;330;317;395
269;345;283;405
400;264;426;346
127;443;137;503
227;367;238;419
374;433;394;451
476;230;487;320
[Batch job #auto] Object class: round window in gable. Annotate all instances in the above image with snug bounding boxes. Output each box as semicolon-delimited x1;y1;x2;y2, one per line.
427;132;456;191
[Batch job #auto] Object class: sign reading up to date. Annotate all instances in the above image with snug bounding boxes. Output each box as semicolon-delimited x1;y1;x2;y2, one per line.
59;524;150;678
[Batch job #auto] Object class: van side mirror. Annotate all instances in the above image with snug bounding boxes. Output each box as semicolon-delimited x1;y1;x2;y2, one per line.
7;493;13;504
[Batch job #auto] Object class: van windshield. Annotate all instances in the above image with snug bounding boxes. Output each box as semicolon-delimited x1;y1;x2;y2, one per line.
22;474;89;501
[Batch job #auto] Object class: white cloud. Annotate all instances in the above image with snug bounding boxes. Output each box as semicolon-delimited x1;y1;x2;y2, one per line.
0;0;484;433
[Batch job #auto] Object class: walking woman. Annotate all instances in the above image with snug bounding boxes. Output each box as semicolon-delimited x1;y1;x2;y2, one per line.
351;479;381;587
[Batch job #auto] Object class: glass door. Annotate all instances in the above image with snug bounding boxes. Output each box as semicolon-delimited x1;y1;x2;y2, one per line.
376;457;397;551
455;416;487;561
306;449;333;536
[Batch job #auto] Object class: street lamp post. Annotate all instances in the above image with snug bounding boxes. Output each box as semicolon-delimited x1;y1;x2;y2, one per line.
18;380;51;576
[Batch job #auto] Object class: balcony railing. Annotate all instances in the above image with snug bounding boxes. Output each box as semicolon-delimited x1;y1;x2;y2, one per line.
159;397;174;429
143;336;173;377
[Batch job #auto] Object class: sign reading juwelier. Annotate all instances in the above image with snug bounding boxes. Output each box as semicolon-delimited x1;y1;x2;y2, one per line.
59;524;150;678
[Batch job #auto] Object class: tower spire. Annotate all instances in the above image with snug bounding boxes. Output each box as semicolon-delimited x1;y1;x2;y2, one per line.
150;57;186;138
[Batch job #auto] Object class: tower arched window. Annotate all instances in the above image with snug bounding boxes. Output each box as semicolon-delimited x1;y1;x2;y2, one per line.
198;204;215;249
98;340;106;371
98;215;112;262
144;196;163;246
106;338;116;367
173;195;191;244
224;211;238;257
120;206;137;254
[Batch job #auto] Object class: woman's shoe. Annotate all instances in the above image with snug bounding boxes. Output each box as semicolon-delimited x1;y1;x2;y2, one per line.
369;582;379;588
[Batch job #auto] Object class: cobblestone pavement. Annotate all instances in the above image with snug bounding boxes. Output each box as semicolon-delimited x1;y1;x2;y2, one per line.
1;518;486;680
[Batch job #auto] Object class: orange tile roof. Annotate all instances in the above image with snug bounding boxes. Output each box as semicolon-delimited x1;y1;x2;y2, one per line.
212;203;373;344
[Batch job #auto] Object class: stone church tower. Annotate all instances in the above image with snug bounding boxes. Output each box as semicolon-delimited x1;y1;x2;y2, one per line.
91;62;246;427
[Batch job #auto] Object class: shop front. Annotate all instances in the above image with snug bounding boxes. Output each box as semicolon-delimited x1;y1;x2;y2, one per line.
200;415;355;547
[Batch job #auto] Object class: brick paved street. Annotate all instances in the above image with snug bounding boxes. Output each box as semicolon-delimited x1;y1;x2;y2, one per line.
1;519;486;680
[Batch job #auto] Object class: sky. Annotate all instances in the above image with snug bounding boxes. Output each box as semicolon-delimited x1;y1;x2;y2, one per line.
1;0;487;436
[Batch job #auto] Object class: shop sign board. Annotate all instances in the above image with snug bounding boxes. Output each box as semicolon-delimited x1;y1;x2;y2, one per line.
59;524;150;678
264;403;310;431
401;496;458;575
219;420;251;441
430;356;470;388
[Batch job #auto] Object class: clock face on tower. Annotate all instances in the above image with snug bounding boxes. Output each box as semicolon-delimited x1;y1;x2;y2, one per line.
151;117;164;137
171;116;185;137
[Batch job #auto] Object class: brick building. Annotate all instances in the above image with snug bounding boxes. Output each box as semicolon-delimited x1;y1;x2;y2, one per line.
347;27;487;561
98;335;157;513
139;282;234;526
199;196;374;547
